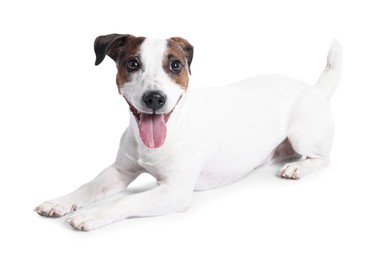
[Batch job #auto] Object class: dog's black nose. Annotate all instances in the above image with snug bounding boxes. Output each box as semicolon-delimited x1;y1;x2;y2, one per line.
143;91;167;111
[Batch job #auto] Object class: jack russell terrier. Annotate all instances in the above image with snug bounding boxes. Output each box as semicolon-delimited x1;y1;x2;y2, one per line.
35;34;342;231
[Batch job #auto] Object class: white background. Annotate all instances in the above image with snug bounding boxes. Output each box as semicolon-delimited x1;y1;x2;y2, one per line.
1;0;382;259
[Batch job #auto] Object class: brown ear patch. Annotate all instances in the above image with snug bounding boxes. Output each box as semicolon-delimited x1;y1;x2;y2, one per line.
164;38;193;89
169;37;193;73
114;36;146;90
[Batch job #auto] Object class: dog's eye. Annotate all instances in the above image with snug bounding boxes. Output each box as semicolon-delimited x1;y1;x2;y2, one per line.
127;58;140;72
170;60;183;74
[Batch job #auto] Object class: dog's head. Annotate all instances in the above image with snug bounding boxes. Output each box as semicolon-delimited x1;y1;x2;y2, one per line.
94;34;193;148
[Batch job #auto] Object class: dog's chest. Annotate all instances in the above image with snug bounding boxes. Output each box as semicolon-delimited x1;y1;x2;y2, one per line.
131;147;170;179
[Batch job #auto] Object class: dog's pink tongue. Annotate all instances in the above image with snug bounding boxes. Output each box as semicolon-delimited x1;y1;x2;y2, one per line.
139;114;167;148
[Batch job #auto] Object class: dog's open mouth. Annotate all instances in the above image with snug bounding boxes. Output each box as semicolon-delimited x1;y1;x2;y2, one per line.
126;100;176;149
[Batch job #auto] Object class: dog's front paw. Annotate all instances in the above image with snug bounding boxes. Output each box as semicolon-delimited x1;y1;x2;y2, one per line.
66;210;108;231
34;200;78;217
279;163;301;180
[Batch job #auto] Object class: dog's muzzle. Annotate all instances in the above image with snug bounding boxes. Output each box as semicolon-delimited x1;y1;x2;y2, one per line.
125;93;180;149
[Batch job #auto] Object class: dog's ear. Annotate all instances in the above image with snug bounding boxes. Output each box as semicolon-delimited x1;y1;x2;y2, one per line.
94;34;131;65
170;37;194;74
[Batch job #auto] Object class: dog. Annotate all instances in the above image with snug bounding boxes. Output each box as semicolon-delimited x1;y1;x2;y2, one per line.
35;34;342;231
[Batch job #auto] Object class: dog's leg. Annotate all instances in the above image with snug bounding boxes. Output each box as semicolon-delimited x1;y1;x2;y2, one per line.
279;154;329;179
66;172;196;231
279;122;333;179
278;127;333;179
35;165;138;217
279;98;334;179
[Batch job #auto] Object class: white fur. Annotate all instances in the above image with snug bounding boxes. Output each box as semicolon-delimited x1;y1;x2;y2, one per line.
35;40;342;231
121;39;185;115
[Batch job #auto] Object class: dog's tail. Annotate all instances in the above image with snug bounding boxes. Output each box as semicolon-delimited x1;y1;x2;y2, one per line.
315;39;342;101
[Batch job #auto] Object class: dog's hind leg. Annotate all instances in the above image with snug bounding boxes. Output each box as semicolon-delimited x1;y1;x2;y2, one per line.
278;127;334;179
280;40;342;179
279;154;330;179
278;92;335;179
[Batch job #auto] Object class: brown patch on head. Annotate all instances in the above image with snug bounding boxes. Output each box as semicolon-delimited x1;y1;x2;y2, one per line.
164;37;194;90
115;36;145;89
94;34;145;92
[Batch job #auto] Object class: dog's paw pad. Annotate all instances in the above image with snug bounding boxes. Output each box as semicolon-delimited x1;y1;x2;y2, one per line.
279;163;301;180
34;201;77;217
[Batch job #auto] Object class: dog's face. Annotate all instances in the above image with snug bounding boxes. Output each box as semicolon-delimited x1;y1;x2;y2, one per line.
94;34;193;149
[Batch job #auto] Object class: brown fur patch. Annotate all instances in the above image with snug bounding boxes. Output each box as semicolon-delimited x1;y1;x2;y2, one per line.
164;38;193;90
169;37;194;70
115;36;146;91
